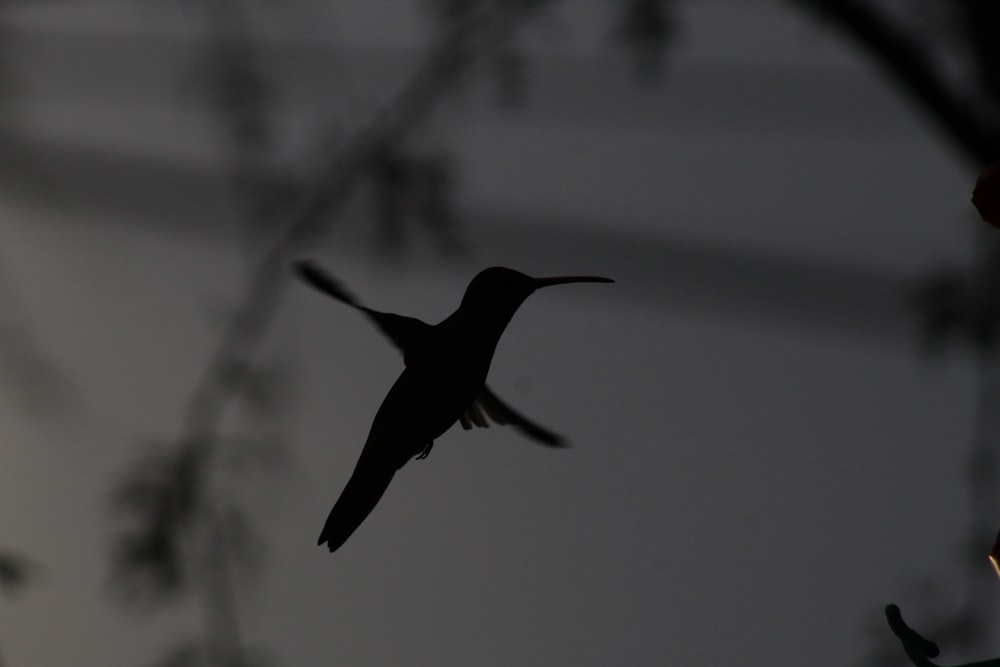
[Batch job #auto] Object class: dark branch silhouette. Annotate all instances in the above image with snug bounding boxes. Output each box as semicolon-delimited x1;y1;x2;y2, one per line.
786;0;1000;166
294;261;611;553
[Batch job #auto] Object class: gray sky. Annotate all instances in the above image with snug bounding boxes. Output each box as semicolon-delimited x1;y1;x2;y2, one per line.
0;1;992;666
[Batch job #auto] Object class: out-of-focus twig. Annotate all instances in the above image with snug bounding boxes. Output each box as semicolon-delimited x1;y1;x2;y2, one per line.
786;0;1000;167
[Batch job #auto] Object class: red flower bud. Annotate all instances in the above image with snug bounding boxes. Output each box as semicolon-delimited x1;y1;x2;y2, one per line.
973;161;1000;227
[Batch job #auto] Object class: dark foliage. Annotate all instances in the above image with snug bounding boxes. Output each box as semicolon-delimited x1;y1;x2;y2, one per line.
914;259;1000;354
111;443;204;604
0;551;34;596
613;0;676;82
368;146;462;254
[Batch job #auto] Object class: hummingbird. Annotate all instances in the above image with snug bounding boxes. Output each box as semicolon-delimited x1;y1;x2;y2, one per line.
294;260;613;553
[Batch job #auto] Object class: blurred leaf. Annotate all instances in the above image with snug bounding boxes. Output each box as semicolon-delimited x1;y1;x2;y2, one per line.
913;269;969;353
491;43;528;106
150;640;273;667
368;147;462;255
236;365;285;417
912;257;1000;355
218;505;265;579
153;642;205;667
0;551;34;595
110;443;205;605
424;0;480;22
0;328;74;416
413;153;463;254
371;145;411;253
215;360;288;417
219;435;289;476
612;0;677;82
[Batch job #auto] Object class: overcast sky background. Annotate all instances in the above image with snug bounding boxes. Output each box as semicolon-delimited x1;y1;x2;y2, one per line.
0;1;993;666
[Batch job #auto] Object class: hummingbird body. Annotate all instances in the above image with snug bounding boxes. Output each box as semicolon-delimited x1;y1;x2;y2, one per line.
295;262;612;553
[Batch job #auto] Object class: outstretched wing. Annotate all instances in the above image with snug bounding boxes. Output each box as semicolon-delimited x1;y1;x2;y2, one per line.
460;385;567;447
294;259;362;307
294;259;430;359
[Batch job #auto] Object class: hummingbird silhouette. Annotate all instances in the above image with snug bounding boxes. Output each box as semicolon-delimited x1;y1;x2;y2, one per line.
294;260;612;553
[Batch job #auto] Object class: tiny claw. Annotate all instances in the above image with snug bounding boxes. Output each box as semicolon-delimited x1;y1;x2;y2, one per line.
416;441;434;460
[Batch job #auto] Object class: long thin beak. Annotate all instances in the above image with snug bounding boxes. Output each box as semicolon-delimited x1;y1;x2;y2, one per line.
533;275;614;288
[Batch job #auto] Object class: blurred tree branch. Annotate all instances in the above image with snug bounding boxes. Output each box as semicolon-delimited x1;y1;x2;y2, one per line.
613;0;676;83
787;0;1000;166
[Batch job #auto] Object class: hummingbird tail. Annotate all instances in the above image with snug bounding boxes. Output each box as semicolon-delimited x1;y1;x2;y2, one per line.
317;463;397;553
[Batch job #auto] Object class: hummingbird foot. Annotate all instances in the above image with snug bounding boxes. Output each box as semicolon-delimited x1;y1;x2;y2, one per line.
415;441;434;460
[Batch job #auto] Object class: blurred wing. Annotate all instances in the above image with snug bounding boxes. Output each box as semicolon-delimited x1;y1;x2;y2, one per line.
294;259;361;307
295;259;430;359
459;385;567;447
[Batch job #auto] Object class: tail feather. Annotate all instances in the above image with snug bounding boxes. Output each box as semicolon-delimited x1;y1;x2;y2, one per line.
318;462;397;553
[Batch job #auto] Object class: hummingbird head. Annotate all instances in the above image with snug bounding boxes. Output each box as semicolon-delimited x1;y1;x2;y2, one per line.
460;267;613;323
